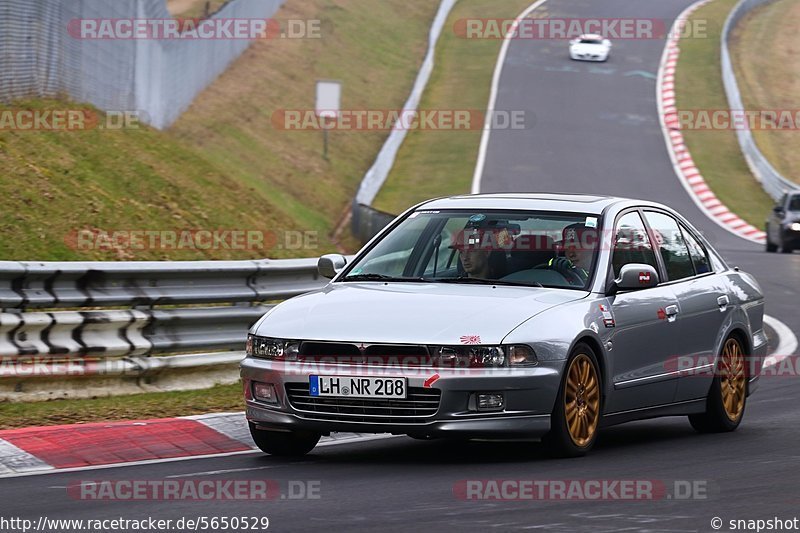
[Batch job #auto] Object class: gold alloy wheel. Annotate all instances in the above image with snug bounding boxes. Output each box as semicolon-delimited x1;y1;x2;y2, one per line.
564;354;600;447
719;338;746;422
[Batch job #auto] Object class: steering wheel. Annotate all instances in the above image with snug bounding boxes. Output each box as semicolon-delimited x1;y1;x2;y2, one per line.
533;262;584;286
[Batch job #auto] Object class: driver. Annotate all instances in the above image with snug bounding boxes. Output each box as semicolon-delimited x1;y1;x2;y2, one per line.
549;223;598;285
450;214;511;278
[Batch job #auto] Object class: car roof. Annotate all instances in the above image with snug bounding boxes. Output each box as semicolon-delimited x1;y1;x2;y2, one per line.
578;34;604;40
417;193;663;215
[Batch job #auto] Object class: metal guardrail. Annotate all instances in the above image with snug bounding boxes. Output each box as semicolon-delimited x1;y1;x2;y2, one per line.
721;0;800;200
350;0;459;242
0;258;326;401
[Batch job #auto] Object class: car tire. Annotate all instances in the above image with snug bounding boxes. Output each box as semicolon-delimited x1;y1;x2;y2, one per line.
249;423;321;456
688;336;747;433
781;244;793;254
766;228;778;253
543;342;602;457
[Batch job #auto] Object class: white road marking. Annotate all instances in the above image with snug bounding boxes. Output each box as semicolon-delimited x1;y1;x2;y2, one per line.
471;0;549;194
764;314;799;368
0;434;402;480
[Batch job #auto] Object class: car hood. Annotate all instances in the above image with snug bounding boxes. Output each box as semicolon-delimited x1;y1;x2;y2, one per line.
253;282;587;345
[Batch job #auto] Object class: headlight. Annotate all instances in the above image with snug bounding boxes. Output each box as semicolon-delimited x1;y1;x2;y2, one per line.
790;222;800;232
429;344;537;368
246;335;300;360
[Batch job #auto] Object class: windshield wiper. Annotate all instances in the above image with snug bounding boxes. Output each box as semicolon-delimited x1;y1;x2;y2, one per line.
341;273;431;282
431;276;542;288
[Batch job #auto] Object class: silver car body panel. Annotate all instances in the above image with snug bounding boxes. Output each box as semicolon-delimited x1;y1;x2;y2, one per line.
242;194;766;438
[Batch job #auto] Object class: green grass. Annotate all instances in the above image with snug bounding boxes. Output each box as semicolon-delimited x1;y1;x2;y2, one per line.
675;0;775;226
729;0;800;184
0;383;243;429
0;0;440;261
373;0;537;214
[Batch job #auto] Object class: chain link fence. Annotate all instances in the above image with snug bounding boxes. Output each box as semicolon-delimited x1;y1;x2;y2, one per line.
0;0;283;129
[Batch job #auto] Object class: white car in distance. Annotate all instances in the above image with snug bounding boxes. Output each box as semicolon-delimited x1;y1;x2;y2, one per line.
569;34;612;62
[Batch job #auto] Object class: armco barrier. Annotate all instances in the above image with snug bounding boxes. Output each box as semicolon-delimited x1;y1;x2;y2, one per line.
0;258;326;401
350;0;459;242
722;0;800;200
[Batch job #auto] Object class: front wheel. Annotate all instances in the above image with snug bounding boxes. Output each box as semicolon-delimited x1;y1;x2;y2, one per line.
543;343;602;457
689;336;747;433
249;423;321;456
766;229;778;253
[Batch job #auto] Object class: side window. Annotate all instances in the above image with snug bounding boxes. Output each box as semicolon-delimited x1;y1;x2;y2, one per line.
643;211;694;281
681;225;712;275
612;212;658;278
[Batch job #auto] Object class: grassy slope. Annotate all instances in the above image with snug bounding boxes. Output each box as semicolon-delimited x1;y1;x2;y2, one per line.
675;0;774;226
0;0;439;260
373;0;536;214
730;0;800;184
0;384;242;429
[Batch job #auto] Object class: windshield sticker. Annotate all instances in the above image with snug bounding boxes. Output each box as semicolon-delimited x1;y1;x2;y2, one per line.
585;216;598;228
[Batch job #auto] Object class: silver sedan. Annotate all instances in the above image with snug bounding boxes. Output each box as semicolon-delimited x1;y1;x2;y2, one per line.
242;194;766;457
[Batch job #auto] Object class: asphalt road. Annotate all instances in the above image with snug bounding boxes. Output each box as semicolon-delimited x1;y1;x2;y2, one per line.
3;1;799;532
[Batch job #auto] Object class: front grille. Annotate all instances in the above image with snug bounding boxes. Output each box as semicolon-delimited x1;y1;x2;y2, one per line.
285;383;441;424
298;342;432;366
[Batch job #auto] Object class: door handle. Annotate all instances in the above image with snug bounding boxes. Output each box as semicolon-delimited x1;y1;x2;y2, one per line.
665;305;679;323
717;295;729;312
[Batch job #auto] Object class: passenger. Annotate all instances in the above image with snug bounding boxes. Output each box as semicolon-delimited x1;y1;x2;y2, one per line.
549;223;598;285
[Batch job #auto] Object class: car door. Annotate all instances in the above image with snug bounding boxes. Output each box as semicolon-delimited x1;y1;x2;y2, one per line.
643;211;732;403
604;210;681;413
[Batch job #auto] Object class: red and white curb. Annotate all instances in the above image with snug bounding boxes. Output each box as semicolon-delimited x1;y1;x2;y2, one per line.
658;0;766;244
0;413;376;478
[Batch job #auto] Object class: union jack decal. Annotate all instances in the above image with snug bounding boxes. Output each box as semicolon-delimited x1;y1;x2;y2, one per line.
459;335;482;345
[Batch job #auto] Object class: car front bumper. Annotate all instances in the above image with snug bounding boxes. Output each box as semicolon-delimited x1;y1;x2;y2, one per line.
570;52;608;61
241;358;565;438
780;227;800;248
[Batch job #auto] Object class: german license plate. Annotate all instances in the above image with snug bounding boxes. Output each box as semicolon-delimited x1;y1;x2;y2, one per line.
309;375;407;399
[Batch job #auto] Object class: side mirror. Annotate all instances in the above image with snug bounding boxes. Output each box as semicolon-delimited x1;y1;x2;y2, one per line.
569;39;578;45
773;205;785;215
615;263;659;290
318;254;347;279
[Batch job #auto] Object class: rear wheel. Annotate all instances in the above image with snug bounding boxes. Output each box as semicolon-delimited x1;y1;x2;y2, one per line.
689;336;747;433
249;423;320;456
543;344;602;457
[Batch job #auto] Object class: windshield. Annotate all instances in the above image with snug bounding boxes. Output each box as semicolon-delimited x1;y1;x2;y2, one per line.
789;195;800;211
579;38;603;44
340;210;601;289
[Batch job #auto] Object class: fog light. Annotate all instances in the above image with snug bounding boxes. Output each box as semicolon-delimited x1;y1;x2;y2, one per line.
253;382;278;404
477;393;504;411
